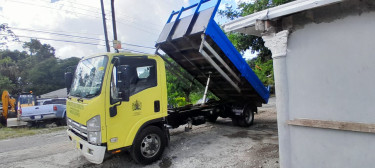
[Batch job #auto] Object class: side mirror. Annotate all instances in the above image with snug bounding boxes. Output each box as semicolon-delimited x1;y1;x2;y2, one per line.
117;65;130;102
64;72;73;94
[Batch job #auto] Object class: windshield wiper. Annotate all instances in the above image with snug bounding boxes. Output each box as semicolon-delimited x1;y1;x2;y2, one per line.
84;93;98;98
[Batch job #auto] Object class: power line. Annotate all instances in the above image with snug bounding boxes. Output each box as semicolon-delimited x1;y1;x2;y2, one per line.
60;0;163;28
119;48;152;55
7;0;103;20
55;0;163;30
10;27;103;41
1;34;155;54
2;27;157;49
115;20;159;36
121;42;155;49
0;34;105;46
9;27;156;49
53;0;103;16
7;0;162;35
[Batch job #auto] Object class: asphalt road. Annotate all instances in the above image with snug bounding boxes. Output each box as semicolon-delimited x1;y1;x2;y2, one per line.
0;97;278;168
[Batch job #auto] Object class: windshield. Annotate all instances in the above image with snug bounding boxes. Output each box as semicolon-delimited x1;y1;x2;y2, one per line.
18;95;34;104
70;56;108;98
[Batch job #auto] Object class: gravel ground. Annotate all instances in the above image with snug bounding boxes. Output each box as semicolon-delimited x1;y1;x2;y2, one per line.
0;97;278;168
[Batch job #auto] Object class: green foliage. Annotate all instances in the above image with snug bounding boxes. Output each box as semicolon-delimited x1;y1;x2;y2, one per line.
165;57;219;107
0;74;15;92
227;33;272;62
0;39;80;95
189;91;204;105
165;59;202;107
248;58;274;86
175;97;187;107
220;0;294;86
23;39;55;59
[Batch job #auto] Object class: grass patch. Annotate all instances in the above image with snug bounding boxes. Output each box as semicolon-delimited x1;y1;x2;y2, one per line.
0;126;66;140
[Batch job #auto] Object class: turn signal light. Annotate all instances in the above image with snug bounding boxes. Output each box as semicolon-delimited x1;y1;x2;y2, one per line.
111;150;121;154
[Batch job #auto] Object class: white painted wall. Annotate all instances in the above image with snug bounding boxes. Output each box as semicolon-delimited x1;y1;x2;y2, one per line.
284;11;375;168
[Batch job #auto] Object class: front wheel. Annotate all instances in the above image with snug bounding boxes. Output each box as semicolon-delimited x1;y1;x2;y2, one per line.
130;126;166;164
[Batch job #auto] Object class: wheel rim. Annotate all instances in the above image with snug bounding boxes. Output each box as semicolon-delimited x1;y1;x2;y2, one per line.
244;110;253;124
140;133;161;158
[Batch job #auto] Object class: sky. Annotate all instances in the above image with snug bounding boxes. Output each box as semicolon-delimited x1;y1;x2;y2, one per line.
0;0;256;60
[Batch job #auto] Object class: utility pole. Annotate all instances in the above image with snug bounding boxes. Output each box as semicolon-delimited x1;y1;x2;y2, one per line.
100;0;110;52
111;0;119;53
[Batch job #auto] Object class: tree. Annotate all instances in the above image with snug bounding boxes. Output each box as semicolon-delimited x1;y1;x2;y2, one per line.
220;0;294;87
25;56;80;95
0;24;20;50
0;39;79;95
165;57;203;106
0;56;18;85
23;39;55;59
247;58;274;86
0;75;15;92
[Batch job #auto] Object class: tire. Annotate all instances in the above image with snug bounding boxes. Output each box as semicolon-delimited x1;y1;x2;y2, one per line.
238;107;254;127
56;113;67;126
0;116;7;127
57;117;67;126
130;126;167;165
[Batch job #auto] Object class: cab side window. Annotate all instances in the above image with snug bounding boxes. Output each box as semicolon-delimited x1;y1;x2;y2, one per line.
110;66;119;104
128;60;157;96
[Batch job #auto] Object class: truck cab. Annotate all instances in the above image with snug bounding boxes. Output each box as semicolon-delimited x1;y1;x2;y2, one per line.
66;53;169;164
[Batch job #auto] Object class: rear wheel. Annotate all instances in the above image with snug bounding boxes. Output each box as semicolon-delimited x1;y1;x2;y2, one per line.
130;126;166;164
238;107;254;127
57;117;67;126
56;113;67;126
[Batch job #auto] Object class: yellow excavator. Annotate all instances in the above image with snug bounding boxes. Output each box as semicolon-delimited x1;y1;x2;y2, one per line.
1;90;16;127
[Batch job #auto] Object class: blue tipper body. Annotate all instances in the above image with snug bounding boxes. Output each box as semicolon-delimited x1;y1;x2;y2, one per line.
155;0;269;104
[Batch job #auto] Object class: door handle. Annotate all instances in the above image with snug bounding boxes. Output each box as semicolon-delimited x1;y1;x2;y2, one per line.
154;100;160;112
35;107;39;109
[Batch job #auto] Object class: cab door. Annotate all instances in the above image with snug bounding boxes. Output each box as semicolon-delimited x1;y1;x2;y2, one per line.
106;57;162;150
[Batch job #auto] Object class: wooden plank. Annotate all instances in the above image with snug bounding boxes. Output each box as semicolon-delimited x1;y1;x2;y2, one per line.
287;119;375;134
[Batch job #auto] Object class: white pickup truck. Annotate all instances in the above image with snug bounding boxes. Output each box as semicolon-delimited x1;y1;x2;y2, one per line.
20;98;67;126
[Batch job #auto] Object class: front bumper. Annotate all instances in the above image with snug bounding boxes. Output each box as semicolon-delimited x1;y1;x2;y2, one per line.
67;129;106;164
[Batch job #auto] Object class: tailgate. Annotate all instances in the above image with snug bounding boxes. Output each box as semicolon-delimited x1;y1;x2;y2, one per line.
21;105;54;116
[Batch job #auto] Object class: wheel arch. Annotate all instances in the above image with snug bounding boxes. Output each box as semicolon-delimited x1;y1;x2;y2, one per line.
129;118;168;147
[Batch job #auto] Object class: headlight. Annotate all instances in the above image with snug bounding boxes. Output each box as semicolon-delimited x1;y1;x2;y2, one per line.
87;115;101;144
88;132;101;144
87;115;101;131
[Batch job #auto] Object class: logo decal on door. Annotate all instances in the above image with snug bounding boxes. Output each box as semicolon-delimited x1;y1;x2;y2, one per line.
132;100;142;111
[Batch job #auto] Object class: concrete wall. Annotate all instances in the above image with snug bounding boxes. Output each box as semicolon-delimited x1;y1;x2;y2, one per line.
284;10;375;168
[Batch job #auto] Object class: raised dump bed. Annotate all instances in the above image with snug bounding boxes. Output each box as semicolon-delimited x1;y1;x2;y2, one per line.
155;0;269;104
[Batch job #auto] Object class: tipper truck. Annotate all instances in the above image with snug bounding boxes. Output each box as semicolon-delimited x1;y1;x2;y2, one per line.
65;0;269;165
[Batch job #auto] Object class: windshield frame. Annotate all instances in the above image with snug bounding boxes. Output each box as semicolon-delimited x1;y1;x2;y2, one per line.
69;55;109;99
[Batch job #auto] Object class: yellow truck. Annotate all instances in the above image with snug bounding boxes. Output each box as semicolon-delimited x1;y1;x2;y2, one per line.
66;53;169;164
65;0;269;165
